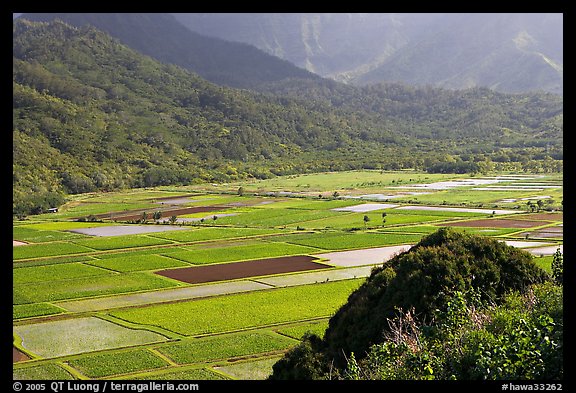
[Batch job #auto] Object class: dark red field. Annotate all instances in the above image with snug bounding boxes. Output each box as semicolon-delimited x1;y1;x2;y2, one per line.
156;255;330;284
96;206;224;221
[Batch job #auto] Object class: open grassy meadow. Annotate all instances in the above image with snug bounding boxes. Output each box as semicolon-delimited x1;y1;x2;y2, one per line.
13;170;562;380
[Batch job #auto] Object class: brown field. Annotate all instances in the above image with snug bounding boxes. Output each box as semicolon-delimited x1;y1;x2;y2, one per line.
517;213;563;221
13;346;29;362
518;226;563;239
155;256;330;284
99;206;224;221
441;219;548;229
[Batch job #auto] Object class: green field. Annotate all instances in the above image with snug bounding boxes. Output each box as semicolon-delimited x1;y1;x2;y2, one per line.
13;263;113;284
87;254;191;273
13;241;95;260
14;272;180;304
128;367;227;380
13;317;169;358
13;303;66;319
280;231;423;250
13;171;562;380
213;207;341;227
67;349;169;378
161;241;321;264
72;235;176;250
275;320;330;340
148;227;282;243
110;279;363;336
156;331;297;364
13;226;89;243
13;364;75;380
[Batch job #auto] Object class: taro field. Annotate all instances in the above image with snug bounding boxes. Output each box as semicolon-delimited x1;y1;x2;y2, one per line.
13;171;563;380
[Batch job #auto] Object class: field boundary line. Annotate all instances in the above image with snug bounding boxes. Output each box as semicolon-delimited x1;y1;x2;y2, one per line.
147;347;179;367
97;313;185;340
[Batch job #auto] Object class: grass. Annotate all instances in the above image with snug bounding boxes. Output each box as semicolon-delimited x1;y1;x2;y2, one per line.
87;254;191;273
110;279;364;336
253;198;361;210
128;367;227;380
67;349;169;378
395;188;559;207
13;226;89;243
215;356;281;380
13;363;75;380
13;241;95;260
293;211;455;230
212;207;341;227
13;317;168;358
44;202;157;220
226;170;464;193
148;227;281;243
13;303;66;320
161;241;320;265
13;263;113;285
23;221;117;231
11;171;562;380
72;235;175;250
12;255;97;268
275;320;330;340
14;272;180;304
156;331;297;365
280;231;423;251
533;255;553;274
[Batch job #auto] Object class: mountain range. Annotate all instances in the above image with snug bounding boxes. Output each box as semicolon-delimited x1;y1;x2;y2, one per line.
172;13;563;94
12;16;563;216
18;13;320;90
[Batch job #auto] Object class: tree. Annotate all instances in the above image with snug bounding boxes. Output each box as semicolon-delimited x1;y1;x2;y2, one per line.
363;215;370;228
237;186;244;196
382;212;387;226
152;211;163;221
551;248;563;285
140;211;148;223
168;215;177;225
537;199;544;212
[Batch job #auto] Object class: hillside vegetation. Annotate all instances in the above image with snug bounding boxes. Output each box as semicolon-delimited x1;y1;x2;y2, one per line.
13;19;562;216
270;228;562;380
19;13;320;90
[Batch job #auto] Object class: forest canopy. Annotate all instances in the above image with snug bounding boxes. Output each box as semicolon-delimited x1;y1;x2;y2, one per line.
13;19;563;216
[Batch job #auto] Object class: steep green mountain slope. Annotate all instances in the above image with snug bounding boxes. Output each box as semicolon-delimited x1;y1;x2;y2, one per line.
12;19;562;216
19;13;320;89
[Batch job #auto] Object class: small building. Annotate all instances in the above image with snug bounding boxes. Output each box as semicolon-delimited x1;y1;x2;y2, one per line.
47;207;59;213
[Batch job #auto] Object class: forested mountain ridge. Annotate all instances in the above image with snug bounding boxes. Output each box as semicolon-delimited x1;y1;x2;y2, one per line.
172;13;563;94
18;13;321;90
12;19;562;216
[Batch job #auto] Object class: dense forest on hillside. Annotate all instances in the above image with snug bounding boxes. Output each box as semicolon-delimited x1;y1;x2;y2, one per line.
13;20;563;216
19;13;320;90
270;228;563;380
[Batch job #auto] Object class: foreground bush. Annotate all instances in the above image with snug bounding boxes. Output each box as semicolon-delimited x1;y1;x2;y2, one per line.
270;227;555;380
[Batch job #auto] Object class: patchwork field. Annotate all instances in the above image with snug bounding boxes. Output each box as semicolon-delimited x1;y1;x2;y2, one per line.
155;256;331;284
13;170;562;380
